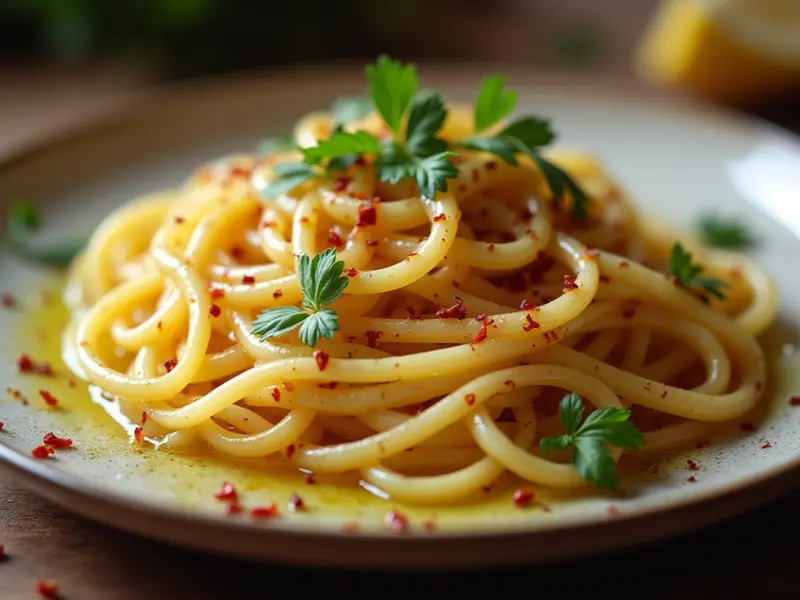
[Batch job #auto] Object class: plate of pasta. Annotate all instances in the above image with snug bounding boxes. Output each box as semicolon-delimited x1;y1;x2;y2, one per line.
1;59;799;569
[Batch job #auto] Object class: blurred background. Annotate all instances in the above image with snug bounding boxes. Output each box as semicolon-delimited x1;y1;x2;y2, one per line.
1;0;799;146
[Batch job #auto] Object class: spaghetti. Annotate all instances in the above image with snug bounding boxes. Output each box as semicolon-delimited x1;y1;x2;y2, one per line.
61;62;777;505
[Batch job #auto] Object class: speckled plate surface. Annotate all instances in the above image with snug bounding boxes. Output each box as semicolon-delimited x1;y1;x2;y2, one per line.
1;65;799;570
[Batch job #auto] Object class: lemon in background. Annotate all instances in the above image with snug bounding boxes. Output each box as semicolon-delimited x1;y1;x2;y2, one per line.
637;0;800;104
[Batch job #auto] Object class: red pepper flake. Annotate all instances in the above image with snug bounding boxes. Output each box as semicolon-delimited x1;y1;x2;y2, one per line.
622;307;636;320
343;521;358;534
790;396;800;406
299;216;310;225
364;330;383;348
486;160;497;170
214;481;238;503
304;472;316;485
133;426;144;443
366;239;379;247
404;251;418;262
761;441;772;449
286;444;296;459
0;421;3;431
36;362;54;376
210;288;225;300
230;166;252;178
686;459;698;471
599;275;611;284
141;411;148;426
504;380;516;389
163;358;178;373
38;390;57;407
271;387;281;402
36;580;59;598
464;393;476;406
230;246;245;260
288;493;304;512
31;445;54;459
0;543;4;558
487;243;496;252
251;503;279;519
327;229;344;248
405;306;419;320
522;314;540;332
209;304;222;318
242;275;256;285
332;176;350;192
384;510;409;533
262;220;276;229
512;488;534;507
174;216;185;224
272;289;283;300
435;297;466;320
544;330;560;342
42;432;72;449
563;274;579;292
472;323;488;344
740;422;756;432
317;381;338;389
520;298;535;310
1;293;15;308
345;267;359;278
687;476;697;483
17;353;35;372
433;213;447;222
357;202;378;227
313;350;330;371
474;313;489;323
619;261;630;268
227;503;243;515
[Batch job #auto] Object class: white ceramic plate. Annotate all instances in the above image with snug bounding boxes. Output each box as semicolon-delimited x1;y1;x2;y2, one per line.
1;65;799;570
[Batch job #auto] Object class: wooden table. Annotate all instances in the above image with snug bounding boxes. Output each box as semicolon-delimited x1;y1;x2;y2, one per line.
1;67;799;600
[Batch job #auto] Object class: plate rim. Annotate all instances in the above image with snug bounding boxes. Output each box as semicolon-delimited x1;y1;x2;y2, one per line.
1;62;799;562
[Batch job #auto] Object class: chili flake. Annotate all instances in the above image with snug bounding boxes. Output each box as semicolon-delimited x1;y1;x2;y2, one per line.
686;459;698;471
17;353;35;372
36;580;59;598
209;304;222;318
214;481;238;503
563;274;579;291
345;267;359;278
435;297;466;320
364;330;383;348
42;432;72;449
366;239;379;247
288;493;305;512
272;289;283;300
163;358;178;373
133;426;144;443
464;393;476;406
332;176;350;192
384;510;409;533
242;275;256;285
357;202;378;227
512;488;534;507
313;350;330;371
522;314;540;331
789;396;800;406
271;387;281;402
31;445;54;459
251;503;279;519
472;323;488;344
286;444;296;459
210;288;225;300
433;213;447;222
761;442;772;449
328;229;344;248
304;473;316;485
0;421;3;431
687;476;697;483
38;390;57;407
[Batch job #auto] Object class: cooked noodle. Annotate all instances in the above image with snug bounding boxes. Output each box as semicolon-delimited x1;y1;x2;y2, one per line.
61;105;778;505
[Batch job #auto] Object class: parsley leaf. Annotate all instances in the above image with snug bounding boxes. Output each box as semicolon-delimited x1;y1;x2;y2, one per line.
331;96;373;126
474;74;517;133
668;242;729;300
260;162;318;197
251;248;349;348
532;155;589;221
302;130;381;165
696;215;755;250
258;136;296;155
366;55;418;134
378;144;458;199
405;90;450;156
7;200;86;266
540;393;645;490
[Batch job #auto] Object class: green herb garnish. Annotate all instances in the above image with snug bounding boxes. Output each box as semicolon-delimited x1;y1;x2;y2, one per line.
261;56;590;210
330;96;373;126
251;248;349;347
540;393;645;490
460;75;588;220
7;201;86;267
696;215;755;250
257;135;296;155
668;242;729;300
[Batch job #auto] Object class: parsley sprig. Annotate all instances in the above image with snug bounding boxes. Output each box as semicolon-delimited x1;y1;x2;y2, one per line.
6;200;86;266
260;56;590;211
668;242;728;301
251;248;349;347
696;215;755;250
540;393;645;490
460;75;588;220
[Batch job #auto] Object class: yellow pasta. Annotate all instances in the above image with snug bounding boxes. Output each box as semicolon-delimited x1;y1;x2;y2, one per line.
61;102;777;506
